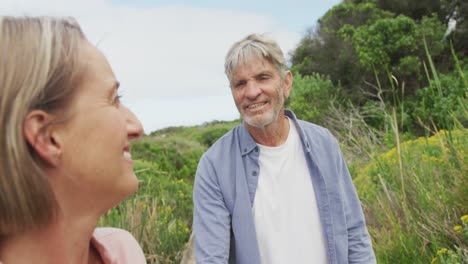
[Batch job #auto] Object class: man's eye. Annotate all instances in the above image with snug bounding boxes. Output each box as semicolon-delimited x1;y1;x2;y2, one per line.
234;81;246;88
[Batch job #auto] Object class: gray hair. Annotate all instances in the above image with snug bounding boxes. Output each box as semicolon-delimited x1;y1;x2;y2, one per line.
0;16;86;236
224;33;288;86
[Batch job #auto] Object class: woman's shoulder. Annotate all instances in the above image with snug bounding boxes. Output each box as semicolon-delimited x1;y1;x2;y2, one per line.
92;227;147;264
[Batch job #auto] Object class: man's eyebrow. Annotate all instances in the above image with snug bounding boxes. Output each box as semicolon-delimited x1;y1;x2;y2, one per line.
256;70;272;76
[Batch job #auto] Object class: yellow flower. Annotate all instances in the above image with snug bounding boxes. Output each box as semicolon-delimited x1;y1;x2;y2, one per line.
453;225;462;233
437;248;448;255
431;257;438;264
461;215;468;223
178;190;185;198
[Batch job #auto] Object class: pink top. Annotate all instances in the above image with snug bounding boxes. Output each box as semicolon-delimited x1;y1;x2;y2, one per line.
91;227;147;264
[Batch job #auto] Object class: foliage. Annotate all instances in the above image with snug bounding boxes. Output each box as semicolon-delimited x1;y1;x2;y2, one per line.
352;13;447;97
291;2;393;102
376;0;442;20
131;137;205;181
413;66;468;129
194;127;231;147
430;214;468;264
352;15;418;71
149;119;240;147
290;0;464;105
320;2;393;30
354;129;468;263
288;72;340;124
99;159;195;263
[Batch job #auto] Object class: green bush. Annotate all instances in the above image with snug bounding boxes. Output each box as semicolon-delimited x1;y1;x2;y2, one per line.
288;72;340;125
131;137;205;181
413;67;468;129
194;127;230;147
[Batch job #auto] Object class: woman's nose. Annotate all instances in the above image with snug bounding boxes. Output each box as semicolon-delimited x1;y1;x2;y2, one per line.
123;105;143;139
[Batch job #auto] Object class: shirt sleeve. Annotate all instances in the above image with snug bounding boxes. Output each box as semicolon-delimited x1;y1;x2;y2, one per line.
332;137;377;264
193;154;231;264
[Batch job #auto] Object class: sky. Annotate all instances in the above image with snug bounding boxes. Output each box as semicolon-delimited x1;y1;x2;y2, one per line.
1;0;341;134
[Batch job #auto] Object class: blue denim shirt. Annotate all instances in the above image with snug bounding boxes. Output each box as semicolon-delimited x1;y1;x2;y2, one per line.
193;110;376;264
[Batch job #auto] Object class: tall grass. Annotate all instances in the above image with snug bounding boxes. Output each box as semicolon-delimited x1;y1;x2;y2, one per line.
354;128;467;263
330;40;468;263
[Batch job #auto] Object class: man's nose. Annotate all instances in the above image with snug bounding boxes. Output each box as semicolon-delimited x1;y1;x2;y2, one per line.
245;81;261;99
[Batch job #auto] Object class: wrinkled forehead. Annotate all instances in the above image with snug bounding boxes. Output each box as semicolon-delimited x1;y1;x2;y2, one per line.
234;45;270;65
231;54;274;74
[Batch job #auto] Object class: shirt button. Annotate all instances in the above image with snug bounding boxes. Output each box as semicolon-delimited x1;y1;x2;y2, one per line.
252;171;257;176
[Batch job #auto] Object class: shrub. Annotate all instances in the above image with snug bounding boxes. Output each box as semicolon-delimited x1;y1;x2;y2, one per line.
194;127;230;147
288;72;340;125
131;137;205;181
413;67;468;129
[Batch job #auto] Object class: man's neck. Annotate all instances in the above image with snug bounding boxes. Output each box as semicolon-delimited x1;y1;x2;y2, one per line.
246;113;290;147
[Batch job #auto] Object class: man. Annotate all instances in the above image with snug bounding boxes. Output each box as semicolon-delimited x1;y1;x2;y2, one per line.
193;33;376;264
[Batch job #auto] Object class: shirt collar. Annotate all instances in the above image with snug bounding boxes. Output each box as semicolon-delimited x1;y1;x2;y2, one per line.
91;232;116;264
239;109;310;155
285;110;311;152
239;121;258;156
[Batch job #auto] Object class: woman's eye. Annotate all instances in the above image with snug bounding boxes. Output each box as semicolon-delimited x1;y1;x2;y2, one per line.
113;94;122;105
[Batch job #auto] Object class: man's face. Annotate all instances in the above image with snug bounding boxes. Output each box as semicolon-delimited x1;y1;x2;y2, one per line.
230;56;291;129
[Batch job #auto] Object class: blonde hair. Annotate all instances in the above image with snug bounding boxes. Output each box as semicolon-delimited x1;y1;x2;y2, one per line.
0;16;86;236
224;33;288;86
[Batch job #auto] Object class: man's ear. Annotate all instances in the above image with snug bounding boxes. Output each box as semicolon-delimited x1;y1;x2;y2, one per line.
283;71;293;99
23;110;62;167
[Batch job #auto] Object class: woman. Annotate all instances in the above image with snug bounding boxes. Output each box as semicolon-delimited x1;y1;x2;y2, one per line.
0;16;146;263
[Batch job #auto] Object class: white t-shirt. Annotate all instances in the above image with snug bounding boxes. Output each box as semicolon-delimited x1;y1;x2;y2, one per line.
252;118;328;264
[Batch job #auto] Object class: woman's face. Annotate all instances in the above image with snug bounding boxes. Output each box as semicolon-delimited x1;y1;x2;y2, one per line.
56;40;143;210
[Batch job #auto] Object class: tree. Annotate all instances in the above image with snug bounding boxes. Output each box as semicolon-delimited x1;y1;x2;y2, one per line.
376;0;441;21
291;2;393;102
291;1;454;102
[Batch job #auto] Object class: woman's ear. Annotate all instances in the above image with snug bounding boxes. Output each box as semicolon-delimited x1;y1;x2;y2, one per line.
23;110;62;167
